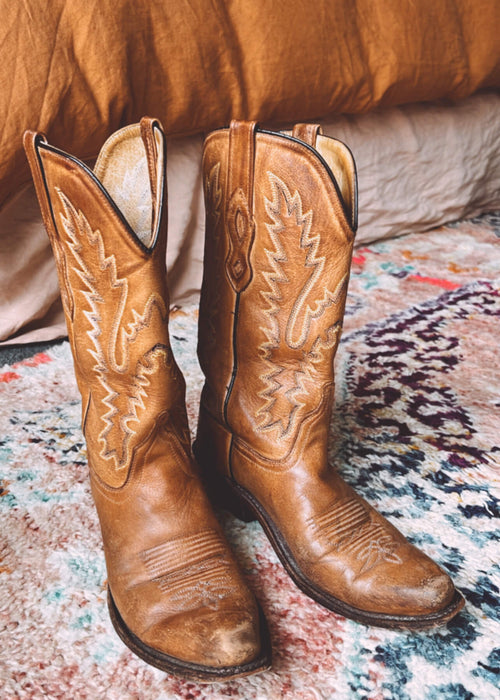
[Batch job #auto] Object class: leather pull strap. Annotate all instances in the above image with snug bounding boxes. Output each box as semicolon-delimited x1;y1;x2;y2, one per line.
23;130;77;330
23;130;58;242
225;120;257;293
140;117;161;204
140;116;166;237
292;123;323;147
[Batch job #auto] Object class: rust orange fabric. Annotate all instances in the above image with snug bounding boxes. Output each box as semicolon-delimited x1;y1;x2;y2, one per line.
1;0;499;210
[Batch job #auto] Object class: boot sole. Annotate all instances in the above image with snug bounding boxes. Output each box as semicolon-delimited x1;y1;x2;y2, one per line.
208;471;465;631
107;588;272;682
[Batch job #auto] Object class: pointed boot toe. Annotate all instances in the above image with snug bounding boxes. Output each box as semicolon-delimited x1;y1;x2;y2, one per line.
154;609;264;669
381;554;456;614
109;589;268;681
339;543;464;627
367;554;461;618
198;610;265;669
110;584;268;680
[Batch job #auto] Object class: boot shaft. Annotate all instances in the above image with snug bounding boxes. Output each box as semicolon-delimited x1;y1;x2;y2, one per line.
196;122;464;631
24;119;189;488
198;121;358;461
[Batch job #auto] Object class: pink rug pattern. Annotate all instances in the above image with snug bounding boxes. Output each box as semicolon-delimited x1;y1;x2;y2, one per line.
1;215;499;699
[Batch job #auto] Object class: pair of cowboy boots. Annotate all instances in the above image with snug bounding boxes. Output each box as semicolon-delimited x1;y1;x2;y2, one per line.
24;118;464;681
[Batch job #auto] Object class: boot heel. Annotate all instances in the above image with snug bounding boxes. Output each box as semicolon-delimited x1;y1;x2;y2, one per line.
194;404;257;523
194;442;257;523
214;473;257;523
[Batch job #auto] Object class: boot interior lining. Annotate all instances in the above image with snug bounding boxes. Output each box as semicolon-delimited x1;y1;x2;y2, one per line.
281;129;356;224
94;124;162;247
315;135;355;219
91;122;354;245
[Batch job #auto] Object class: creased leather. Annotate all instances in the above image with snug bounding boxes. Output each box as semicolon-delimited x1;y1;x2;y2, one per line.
23;119;267;676
196;121;464;625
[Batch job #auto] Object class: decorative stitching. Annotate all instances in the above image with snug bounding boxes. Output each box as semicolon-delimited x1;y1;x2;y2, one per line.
225;187;255;291
57;188;171;472
205;162;222;229
308;498;402;575
141;530;238;611
256;172;346;439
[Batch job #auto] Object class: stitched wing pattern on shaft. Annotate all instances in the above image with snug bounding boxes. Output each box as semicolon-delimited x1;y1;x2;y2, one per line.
256;173;345;439
57;189;171;473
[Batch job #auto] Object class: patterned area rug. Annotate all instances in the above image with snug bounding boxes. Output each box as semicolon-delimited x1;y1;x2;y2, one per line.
1;216;499;699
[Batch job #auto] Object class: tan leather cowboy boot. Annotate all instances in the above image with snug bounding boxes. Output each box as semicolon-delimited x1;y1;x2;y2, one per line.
23;119;271;680
194;120;465;629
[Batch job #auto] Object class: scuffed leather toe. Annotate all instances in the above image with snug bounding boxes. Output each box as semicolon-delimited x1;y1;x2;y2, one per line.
145;609;263;668
108;589;270;680
404;569;456;614
350;552;456;617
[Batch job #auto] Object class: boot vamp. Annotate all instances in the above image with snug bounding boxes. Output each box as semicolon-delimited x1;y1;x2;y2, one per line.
235;452;454;617
90;433;261;667
307;503;455;616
